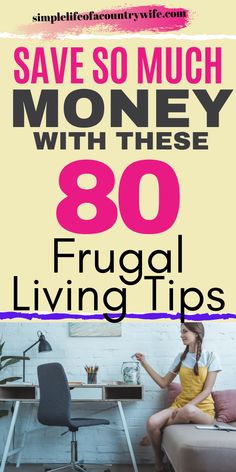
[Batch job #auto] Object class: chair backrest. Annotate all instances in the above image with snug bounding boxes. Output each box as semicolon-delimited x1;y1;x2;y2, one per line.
37;362;71;427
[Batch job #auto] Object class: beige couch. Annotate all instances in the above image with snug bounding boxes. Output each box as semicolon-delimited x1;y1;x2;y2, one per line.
162;422;236;472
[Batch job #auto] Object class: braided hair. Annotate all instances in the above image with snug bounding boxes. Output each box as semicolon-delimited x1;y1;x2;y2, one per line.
173;322;205;376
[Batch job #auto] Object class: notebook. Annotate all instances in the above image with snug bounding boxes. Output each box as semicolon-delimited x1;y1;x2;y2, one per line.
195;424;236;431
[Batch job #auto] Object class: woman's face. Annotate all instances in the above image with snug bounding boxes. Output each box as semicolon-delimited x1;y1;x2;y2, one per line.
180;325;198;346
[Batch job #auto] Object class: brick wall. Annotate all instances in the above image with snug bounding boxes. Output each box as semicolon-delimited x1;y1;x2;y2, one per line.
0;321;235;464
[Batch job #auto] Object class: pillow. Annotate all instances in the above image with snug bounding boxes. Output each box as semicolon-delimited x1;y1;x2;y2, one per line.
212;390;236;423
167;382;182;407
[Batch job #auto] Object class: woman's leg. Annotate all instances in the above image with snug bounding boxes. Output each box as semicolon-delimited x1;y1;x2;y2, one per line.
145;405;213;470
146;407;174;472
167;404;214;426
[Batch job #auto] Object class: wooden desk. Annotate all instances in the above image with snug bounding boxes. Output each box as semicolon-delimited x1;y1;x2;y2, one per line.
0;383;143;472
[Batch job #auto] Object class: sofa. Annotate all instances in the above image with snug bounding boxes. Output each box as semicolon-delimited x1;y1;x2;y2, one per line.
161;385;236;472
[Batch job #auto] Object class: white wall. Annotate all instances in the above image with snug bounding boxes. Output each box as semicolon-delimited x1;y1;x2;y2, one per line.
0;321;235;465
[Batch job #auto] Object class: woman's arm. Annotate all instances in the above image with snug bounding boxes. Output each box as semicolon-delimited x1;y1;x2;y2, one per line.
188;371;218;405
135;353;177;388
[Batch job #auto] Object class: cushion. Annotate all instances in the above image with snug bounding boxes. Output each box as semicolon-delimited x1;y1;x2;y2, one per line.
212;389;236;423
167;384;236;423
162;424;236;472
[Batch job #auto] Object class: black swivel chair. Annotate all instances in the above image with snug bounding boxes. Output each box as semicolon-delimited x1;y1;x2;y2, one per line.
37;362;111;472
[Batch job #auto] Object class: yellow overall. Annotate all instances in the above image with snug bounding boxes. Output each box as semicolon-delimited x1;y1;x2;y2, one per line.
171;366;215;418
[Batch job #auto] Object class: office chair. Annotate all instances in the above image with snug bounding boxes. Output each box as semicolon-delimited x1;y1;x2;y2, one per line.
37;362;111;472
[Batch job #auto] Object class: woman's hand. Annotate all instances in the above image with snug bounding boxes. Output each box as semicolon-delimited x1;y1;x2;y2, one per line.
134;352;146;365
135;354;175;388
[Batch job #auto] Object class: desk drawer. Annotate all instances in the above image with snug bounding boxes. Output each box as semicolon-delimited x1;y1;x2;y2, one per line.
0;386;37;400
70;387;103;401
104;385;143;400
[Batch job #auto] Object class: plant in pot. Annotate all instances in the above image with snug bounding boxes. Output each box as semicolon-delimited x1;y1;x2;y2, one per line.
0;340;30;418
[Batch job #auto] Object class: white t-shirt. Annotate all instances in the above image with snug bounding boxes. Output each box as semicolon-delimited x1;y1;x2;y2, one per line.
169;349;222;373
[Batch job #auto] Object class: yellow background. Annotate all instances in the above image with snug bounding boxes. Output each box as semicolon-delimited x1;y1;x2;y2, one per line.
0;1;235;314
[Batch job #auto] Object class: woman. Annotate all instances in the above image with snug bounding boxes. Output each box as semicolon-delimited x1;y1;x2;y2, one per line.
135;322;222;472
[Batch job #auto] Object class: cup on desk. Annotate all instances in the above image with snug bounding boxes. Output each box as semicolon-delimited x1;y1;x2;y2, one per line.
85;365;98;384
87;372;97;384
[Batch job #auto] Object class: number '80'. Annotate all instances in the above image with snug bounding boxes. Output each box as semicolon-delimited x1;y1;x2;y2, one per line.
56;159;180;234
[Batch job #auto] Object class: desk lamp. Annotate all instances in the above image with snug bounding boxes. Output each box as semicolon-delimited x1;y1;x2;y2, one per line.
22;331;52;382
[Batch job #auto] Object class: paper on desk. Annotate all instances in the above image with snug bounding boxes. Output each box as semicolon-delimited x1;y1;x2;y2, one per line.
196;424;236;431
4;382;34;385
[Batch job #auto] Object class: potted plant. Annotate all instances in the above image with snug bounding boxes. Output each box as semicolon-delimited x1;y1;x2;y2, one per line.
0;340;30;418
